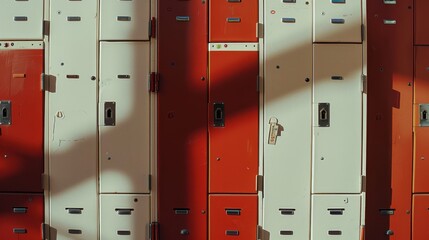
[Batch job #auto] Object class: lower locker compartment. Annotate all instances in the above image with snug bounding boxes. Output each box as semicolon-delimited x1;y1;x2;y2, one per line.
412;194;429;240
209;194;257;240
311;195;361;240
100;194;150;240
0;194;43;239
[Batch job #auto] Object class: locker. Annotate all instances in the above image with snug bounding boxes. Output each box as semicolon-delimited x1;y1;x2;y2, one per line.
414;128;429;193
157;0;208;239
48;0;98;239
412;195;429;240
99;42;150;194
311;195;361;240
0;0;43;40
208;43;259;194
0;42;43;193
209;194;257;240
100;194;150;239
366;1;414;239
263;0;313;239
415;47;429;104
0;194;43;240
100;0;150;41
415;0;429;45
209;0;258;42
313;0;362;43
313;44;363;194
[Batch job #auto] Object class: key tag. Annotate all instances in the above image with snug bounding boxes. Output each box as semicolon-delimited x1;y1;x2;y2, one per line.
268;117;279;145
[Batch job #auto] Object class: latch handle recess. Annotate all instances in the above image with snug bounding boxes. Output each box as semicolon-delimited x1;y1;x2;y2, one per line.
0;101;11;125
104;102;116;126
213;103;225;127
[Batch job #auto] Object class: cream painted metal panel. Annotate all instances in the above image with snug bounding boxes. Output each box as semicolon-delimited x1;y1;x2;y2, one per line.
99;42;150;194
311;195;361;240
0;0;43;40
48;0;98;239
312;44;362;194
100;194;150;240
313;0;362;43
263;0;313;239
100;0;150;40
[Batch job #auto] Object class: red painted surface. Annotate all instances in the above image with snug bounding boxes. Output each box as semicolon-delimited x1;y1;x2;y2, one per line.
414;0;429;45
0;194;43;239
209;194;257;240
208;49;259;194
414;47;429;104
209;0;258;42
0;48;43;193
157;0;208;239
366;1;414;239
412;195;429;240
413;128;429;193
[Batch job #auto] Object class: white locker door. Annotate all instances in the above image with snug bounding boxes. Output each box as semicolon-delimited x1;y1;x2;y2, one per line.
264;0;313;239
100;0;150;40
100;194;150;240
312;44;363;194
313;0;362;43
48;0;98;239
99;42;151;194
0;0;43;40
311;195;361;240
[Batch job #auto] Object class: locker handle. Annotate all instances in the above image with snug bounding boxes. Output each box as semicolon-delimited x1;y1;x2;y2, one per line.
117;230;131;235
225;209;241;215
176;16;190;22
68;229;82;234
283;0;296;2
66;75;80;79
379;208;395;215
383;0;396;4
13;73;26;78
282;18;296;23
280;230;294;235
227;17;241;23
13;228;27;234
15;0;29;1
13;207;28;213
117;16;132;21
226;230;239;236
331;76;343;80
118;74;131;79
115;208;134;215
174;208;190;215
67;16;81;21
328;230;342;235
279;208;295;215
66;208;83;214
328;208;345;215
213;103;225;127
14;16;28;21
331;18;345;24
228;0;242;2
331;0;346;3
383;19;396;25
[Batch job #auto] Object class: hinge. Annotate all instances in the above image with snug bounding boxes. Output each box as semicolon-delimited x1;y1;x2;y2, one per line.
43;20;50;36
257;23;264;38
150;222;160;240
361;175;366;193
257;175;263;192
148;174;152;191
41;74;55;92
257;225;269;240
256;75;260;92
41;173;48;190
362;74;367;93
361;24;365;42
150;72;159;93
42;223;50;240
149;17;156;38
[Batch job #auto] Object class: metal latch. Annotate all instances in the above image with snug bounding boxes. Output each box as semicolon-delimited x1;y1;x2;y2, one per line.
174;208;190;215
213;103;225;127
0;101;11;125
115;208;134;215
280;230;294;235
420;104;429;126
331;18;345;24
328;230;342;235
379;208;395;215
332;0;346;3
268;117;280;145
279;208;295;215
13;228;27;234
225;230;239;236
13;207;28;214
104;102;116;126
117;230;131;235
384;0;396;4
318;103;330;127
66;208;83;214
225;209;241;215
328;208;345;215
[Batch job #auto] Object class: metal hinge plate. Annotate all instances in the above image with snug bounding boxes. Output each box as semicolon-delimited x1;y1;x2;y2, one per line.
150;222;159;240
257;175;263;192
150;72;159;93
149;17;156;38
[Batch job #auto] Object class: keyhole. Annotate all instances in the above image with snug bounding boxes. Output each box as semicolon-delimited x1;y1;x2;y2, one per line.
422;110;428;120
2;108;7;118
106;108;112;118
215;108;222;120
320;108;328;120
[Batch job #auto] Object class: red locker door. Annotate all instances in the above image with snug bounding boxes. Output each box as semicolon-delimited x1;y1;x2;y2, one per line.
209;194;257;240
415;0;429;45
0;194;43;240
208;43;259;194
209;0;258;42
412;195;429;240
0;44;44;193
366;1;414;239
158;0;208;239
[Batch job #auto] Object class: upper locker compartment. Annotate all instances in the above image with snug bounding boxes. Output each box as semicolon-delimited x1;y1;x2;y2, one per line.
100;0;150;41
415;0;429;45
208;43;259;194
312;44;363;194
0;0;43;40
99;42;150;194
313;0;362;43
209;0;258;42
